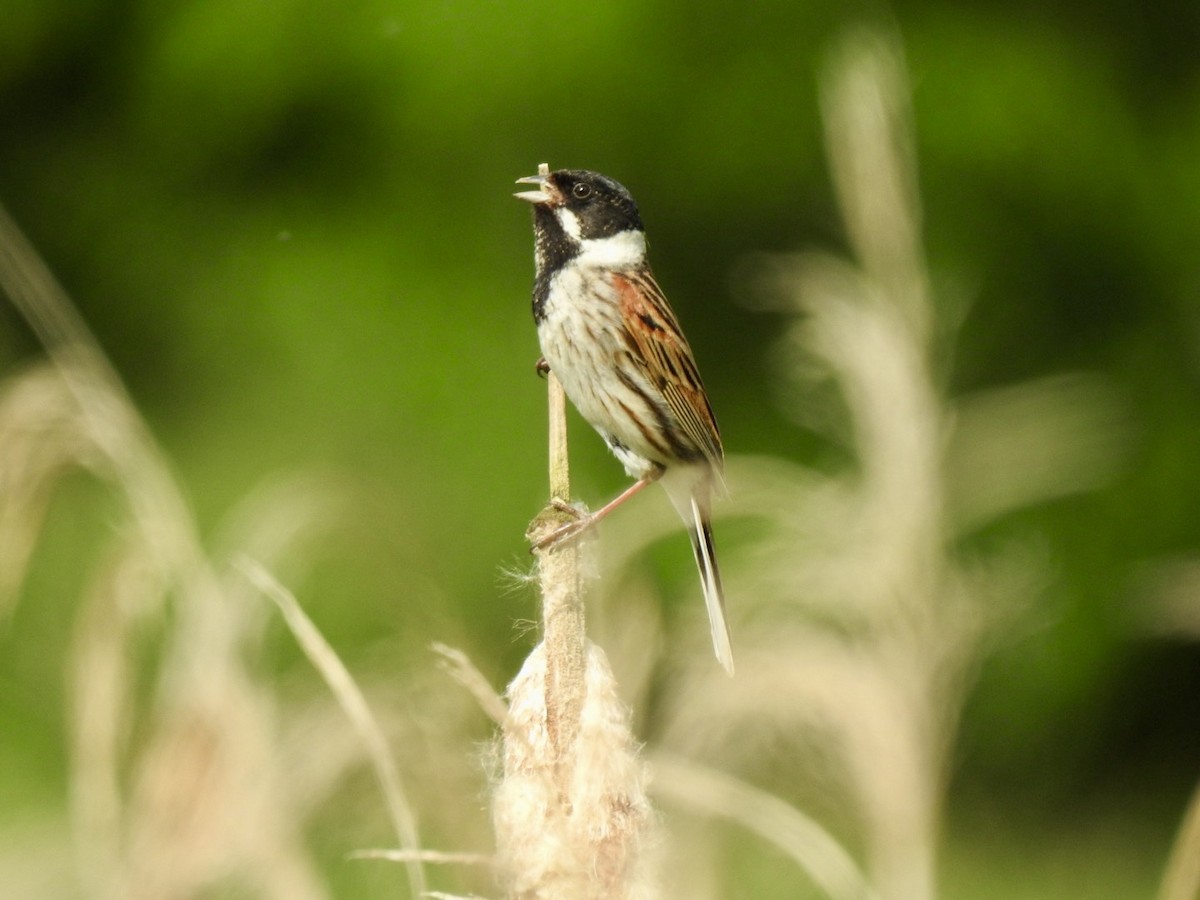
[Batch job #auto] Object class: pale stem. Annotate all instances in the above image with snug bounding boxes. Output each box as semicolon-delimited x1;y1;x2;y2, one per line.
530;371;587;776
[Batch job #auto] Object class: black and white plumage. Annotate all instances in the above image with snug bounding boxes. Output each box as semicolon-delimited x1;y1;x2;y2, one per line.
515;167;733;675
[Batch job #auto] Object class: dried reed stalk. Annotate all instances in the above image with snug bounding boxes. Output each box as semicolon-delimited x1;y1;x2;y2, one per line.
491;369;658;899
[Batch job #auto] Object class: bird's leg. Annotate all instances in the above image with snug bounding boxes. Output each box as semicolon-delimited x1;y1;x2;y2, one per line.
533;470;662;551
535;356;551;377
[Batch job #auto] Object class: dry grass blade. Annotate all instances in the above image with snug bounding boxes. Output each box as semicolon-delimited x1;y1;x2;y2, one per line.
0;203;204;585
68;546;149;900
0;364;102;611
946;374;1127;533
820;29;927;342
1158;780;1200;900
652;754;876;900
432;642;508;727
1134;559;1200;639
238;558;427;898
350;849;493;867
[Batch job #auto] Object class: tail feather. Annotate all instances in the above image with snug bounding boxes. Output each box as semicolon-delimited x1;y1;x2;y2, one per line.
688;495;734;675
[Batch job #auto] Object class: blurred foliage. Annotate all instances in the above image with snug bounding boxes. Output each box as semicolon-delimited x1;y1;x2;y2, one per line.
2;0;1200;897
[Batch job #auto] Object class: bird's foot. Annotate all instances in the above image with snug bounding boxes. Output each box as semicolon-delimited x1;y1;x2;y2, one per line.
528;500;594;551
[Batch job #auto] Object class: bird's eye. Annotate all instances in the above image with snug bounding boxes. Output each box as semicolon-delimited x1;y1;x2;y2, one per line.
572;182;593;200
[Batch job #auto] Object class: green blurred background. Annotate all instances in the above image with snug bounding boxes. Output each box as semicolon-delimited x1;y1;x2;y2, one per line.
2;0;1199;896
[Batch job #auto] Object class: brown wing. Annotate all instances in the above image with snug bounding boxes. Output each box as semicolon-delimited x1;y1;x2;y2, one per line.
612;270;724;470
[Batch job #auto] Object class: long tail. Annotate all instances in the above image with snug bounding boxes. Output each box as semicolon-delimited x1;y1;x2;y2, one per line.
688;494;734;675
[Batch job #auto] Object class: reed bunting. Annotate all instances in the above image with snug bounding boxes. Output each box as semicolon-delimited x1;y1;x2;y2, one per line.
515;166;733;674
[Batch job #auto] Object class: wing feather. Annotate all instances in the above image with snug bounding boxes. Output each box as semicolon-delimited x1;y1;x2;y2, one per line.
612;271;723;470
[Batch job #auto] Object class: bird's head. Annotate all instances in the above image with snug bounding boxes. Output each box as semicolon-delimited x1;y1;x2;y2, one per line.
516;167;646;272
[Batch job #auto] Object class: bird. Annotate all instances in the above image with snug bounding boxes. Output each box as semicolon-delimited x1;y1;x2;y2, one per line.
514;166;733;674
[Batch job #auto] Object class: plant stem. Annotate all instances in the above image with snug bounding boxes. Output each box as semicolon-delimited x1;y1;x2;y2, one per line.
530;372;587;772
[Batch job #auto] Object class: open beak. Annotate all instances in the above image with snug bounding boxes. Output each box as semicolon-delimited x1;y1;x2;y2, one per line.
514;172;554;204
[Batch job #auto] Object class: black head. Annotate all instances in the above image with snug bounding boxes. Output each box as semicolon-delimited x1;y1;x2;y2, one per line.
544;169;643;238
515;168;644;243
